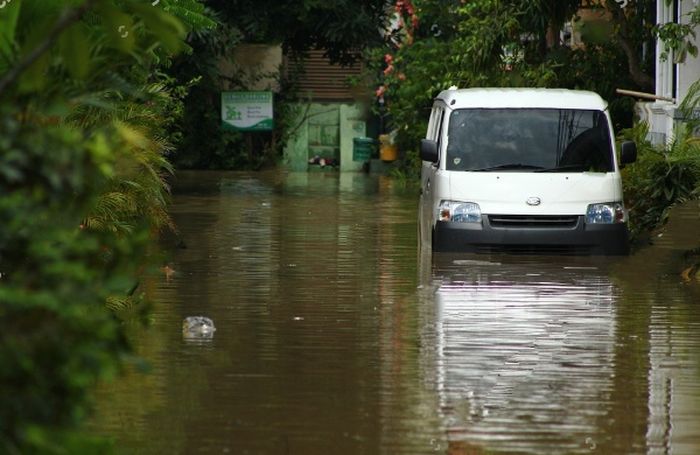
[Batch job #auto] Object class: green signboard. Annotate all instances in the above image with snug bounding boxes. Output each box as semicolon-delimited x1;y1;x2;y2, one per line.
221;91;274;131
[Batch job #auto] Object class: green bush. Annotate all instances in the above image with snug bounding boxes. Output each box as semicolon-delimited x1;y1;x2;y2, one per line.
620;122;700;241
0;1;213;451
0;112;147;453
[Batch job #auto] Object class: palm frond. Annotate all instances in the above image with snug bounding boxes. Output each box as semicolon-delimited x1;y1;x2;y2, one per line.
163;0;217;31
679;78;700;132
106;293;140;311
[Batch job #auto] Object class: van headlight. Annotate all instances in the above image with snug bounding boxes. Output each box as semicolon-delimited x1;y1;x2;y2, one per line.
585;202;626;224
439;201;482;223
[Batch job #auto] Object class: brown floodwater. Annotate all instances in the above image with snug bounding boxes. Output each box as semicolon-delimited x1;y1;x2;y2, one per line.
90;171;700;454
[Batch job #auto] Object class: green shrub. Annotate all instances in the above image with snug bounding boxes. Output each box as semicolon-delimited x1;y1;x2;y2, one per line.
0;1;214;450
620;122;700;241
0;111;150;453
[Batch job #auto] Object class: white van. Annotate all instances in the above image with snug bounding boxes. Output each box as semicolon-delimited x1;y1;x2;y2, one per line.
418;88;637;255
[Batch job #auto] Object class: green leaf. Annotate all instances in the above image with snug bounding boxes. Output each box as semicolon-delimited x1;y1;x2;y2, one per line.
664;186;674;202
98;3;136;53
162;0;217;31
129;3;186;54
59;22;90;79
0;0;21;64
580;20;614;45
17;16;54;93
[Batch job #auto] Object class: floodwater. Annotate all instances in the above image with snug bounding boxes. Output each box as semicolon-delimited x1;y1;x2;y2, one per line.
90;171;700;454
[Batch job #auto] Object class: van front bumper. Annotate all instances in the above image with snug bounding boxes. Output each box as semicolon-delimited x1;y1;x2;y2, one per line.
433;216;629;255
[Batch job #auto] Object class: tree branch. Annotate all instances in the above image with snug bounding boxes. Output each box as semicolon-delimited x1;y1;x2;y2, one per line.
0;0;96;95
617;36;654;90
608;2;654;92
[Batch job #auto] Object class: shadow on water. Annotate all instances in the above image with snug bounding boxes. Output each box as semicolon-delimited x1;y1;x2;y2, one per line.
89;171;700;455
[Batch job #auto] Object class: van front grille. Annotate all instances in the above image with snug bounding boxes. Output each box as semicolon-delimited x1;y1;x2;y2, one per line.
488;215;579;229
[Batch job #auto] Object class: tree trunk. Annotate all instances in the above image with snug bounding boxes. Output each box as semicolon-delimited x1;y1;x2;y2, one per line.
609;5;654;92
617;34;655;91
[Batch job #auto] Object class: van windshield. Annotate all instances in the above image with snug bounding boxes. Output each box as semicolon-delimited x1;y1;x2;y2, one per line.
446;108;614;172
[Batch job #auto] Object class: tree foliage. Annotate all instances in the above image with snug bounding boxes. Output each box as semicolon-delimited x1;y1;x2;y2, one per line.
620;79;700;240
371;0;698;169
209;0;388;64
0;0;211;451
620;120;700;240
372;0;592;153
0;109;140;454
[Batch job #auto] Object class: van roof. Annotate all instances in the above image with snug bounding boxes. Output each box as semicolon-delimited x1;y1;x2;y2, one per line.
435;87;608;111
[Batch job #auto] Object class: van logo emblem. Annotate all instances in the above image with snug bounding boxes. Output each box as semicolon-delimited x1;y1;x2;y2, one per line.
526;197;541;206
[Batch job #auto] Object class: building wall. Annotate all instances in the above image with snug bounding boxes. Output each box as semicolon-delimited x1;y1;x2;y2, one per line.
641;0;700;144
677;1;700;103
286;50;365;101
283;103;368;172
217;44;370;171
283;51;370;172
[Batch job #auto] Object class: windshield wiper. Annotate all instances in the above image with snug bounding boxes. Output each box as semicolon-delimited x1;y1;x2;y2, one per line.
534;164;589;172
470;163;544;172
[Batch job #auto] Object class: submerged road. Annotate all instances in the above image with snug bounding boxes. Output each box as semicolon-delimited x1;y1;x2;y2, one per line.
91;171;700;454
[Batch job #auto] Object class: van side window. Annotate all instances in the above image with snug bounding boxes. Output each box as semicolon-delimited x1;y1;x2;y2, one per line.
427;106;444;142
426;108;437;139
431;107;445;165
432;107;444;142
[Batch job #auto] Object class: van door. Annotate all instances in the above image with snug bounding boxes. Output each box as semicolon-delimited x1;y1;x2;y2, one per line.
419;104;445;248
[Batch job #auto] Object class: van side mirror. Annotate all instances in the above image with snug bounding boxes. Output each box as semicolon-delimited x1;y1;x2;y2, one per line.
420;139;438;163
620;141;637;167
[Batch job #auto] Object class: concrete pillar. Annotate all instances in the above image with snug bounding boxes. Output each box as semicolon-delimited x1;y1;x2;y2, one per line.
678;0;700;102
283;103;310;171
340;104;367;172
656;0;675;101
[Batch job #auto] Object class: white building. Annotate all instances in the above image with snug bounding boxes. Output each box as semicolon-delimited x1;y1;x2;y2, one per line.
639;0;700;144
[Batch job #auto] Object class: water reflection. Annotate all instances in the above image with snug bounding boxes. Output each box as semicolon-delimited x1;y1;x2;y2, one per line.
419;201;700;454
424;255;619;453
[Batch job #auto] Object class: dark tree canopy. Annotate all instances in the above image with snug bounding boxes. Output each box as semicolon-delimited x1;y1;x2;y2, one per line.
209;0;389;63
